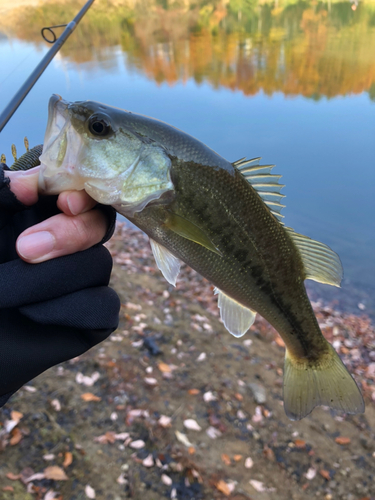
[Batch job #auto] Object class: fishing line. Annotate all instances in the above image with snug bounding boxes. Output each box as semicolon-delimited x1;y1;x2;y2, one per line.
0;47;36;89
0;0;96;133
0;22;68;89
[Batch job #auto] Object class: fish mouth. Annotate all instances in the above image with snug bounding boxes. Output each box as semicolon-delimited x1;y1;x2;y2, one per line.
38;94;86;194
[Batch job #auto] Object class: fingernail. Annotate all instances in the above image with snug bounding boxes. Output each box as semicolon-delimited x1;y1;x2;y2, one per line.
17;231;55;260
67;193;81;215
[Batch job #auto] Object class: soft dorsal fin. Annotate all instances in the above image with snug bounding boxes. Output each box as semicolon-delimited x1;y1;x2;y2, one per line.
150;238;181;286
214;288;256;337
286;228;343;287
233;157;285;221
165;211;222;256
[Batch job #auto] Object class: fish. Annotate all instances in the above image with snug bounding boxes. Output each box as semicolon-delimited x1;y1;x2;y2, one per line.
37;94;364;420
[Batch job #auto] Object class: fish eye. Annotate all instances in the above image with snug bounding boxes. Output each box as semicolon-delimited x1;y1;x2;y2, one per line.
88;114;111;137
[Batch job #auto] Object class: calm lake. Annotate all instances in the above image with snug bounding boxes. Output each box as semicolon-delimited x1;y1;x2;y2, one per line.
0;0;374;314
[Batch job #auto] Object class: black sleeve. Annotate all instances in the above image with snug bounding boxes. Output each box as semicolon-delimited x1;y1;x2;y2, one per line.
0;164;120;407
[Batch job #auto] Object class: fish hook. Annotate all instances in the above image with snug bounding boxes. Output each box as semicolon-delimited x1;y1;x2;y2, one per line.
41;24;68;44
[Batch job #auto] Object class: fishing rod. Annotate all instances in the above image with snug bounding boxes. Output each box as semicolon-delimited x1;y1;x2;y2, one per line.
0;0;95;134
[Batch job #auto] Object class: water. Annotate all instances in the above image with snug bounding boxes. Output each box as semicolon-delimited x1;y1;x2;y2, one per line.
0;0;374;314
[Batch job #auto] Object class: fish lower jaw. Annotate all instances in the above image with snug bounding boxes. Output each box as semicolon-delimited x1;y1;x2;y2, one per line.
38;162;86;195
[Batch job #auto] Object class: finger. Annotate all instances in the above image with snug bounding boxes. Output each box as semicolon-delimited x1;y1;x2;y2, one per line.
4;167;40;206
57;190;97;216
16;209;108;263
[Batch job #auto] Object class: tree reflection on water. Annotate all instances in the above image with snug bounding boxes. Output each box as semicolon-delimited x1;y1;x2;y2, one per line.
2;0;375;99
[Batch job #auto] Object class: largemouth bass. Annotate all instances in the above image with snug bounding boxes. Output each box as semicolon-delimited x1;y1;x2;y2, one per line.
37;94;364;420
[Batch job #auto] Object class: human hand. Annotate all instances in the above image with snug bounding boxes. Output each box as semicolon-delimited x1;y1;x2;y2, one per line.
0;163;120;408
4;166;109;263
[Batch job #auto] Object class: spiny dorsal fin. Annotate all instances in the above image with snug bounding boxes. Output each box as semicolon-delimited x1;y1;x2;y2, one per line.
286;228;343;287
233;157;285;221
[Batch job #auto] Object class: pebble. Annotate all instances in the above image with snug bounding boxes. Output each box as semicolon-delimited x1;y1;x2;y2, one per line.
248;382;266;404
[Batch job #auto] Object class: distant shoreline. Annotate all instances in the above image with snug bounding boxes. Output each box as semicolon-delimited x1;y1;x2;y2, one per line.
1;0;374;17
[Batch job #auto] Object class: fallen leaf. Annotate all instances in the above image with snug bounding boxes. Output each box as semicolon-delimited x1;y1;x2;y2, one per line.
158;415;172;427
305;467;316;480
129;439;145;449
249;479;267;492
221;453;231;465
24;385;36;392
203;391;217;402
188;389;200;395
335;436;351;445
94;432;116;444
117;474;127;485
10;411;23;422
85;484;96;498
263;446;275;461
144;377;158;385
158;362;171;373
25;472;46;483
44;491;59;500
237;410;246;420
44;466;68;481
206;426;222;439
10;428;23;446
183;419;202;431
215;479;231;496
81;393;101;402
161;474;172;486
142;454;154;467
6;472;21;480
175;431;193;447
114;432;130;440
63;452;73;468
76;372;100;386
51;399;61;411
319;469;331;480
4;419;18;433
2;486;14;492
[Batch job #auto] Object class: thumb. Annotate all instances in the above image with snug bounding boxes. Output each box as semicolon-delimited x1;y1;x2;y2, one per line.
4;166;40;206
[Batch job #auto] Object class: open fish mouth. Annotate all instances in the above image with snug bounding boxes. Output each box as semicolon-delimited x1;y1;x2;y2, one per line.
38;94;86;194
37;95;175;214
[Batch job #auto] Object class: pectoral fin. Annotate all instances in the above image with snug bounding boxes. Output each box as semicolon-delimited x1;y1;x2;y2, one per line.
214;288;256;337
165;212;222;256
150;238;181;286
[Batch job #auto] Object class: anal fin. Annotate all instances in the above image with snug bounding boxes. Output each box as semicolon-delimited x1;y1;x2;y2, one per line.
150;239;181;286
214;288;256;338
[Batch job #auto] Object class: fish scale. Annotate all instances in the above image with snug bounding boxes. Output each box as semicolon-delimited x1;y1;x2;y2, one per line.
130;157;319;356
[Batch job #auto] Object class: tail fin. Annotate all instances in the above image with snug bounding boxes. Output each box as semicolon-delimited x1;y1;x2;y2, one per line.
283;343;364;420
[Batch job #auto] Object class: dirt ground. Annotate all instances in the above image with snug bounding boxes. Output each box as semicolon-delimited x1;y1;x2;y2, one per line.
1;223;374;500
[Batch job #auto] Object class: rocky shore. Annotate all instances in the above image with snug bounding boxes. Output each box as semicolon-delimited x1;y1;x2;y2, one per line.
0;222;374;500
